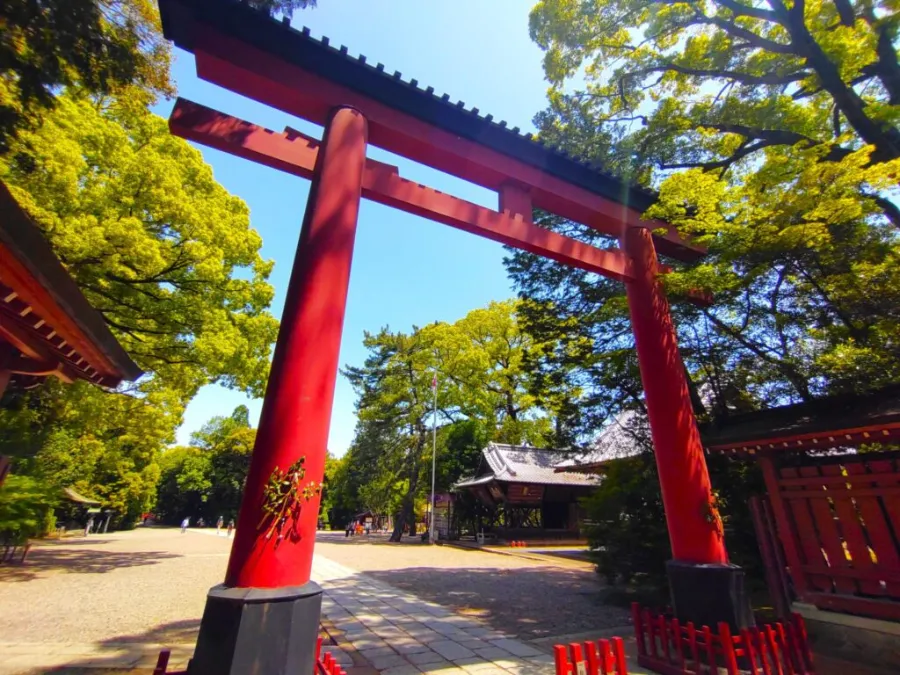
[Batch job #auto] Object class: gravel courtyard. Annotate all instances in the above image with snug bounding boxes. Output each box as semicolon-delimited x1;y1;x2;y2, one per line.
0;528;629;673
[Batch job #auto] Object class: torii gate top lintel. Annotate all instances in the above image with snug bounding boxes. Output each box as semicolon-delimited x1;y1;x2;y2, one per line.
158;0;701;262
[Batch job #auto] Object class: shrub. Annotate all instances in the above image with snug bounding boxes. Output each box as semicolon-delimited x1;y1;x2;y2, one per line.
0;474;57;544
583;452;765;594
583;453;670;589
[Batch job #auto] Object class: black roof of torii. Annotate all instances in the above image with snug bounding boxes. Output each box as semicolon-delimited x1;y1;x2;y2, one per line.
158;0;659;215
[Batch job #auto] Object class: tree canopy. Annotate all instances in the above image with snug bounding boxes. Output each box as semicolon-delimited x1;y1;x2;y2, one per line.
0;92;277;525
506;0;900;590
155;405;255;524
334;301;561;539
0;0;173;152
0;0;320;153
521;0;900;422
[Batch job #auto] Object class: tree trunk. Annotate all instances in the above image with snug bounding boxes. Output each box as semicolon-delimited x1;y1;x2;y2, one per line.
389;433;425;541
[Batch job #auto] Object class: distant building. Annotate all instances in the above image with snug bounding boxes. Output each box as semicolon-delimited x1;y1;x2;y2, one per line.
454;443;600;541
553;410;650;475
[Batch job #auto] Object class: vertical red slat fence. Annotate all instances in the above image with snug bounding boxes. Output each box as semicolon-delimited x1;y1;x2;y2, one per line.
553;636;628;675
627;603;816;675
760;451;900;622
152;637;346;675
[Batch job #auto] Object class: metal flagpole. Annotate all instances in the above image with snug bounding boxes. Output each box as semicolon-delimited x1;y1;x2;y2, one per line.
429;371;438;544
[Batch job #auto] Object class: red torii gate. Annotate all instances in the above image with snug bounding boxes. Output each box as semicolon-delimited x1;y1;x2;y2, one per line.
157;1;747;672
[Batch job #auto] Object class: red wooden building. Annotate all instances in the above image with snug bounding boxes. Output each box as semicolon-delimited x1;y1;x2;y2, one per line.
704;385;900;671
0;181;142;484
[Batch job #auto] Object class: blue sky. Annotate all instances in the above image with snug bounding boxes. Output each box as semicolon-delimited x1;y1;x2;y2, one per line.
156;1;551;455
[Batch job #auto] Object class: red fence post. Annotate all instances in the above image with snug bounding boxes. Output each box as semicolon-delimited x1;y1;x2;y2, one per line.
611;637;627;675
792;613;815;672
741;627;761;675
631;603;646;657
671;617;685;669
152;650;171;675
584;641;599;675
718;622;740;675
568;643;586;675
554;644;571;675
775;622;797;675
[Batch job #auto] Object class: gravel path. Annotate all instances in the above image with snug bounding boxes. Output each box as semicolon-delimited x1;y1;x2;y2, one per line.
0;528;227;646
0;528;630;673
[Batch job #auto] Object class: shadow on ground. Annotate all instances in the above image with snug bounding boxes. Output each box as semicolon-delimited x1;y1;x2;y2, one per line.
360;565;631;640
18;619;202;674
0;540;179;582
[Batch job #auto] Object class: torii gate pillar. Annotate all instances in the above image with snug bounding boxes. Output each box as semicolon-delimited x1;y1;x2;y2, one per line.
189;106;368;675
623;226;752;629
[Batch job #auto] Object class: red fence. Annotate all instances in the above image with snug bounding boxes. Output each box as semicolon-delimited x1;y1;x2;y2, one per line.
553;636;628;675
152;638;345;675
314;637;347;675
631;604;815;675
760;452;900;622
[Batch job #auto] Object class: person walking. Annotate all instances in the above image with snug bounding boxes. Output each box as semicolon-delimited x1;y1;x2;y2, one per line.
216;515;224;535
227;518;235;538
181;516;190;534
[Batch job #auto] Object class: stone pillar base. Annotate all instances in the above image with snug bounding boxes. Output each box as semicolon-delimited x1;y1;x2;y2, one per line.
667;560;753;630
188;581;323;675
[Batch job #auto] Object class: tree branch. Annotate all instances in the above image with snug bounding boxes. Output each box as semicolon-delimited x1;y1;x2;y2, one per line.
866;193;900;230
631;62;809;87
716;0;783;23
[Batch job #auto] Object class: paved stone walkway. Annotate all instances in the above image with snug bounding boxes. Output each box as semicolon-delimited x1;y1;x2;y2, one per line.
315;556;556;675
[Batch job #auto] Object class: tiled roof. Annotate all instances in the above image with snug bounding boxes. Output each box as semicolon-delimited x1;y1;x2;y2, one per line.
554;410;650;471
456;443;600;488
158;0;660;213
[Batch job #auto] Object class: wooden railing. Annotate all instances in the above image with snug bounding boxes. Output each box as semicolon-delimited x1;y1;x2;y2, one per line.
553;636;628;675
151;638;345;675
631;604;815;675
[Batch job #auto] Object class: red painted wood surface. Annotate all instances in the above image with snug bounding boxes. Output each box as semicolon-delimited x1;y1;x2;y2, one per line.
708;424;900;454
623;226;727;565
629;604;816;675
168;99;635;283
0;247;118;385
225;107;368;589
762;454;900;622
760;456;810;596
749;496;792;619
184;23;700;260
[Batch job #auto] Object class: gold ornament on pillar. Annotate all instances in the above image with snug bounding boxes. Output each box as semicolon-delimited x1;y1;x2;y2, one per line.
258;456;322;545
703;493;724;538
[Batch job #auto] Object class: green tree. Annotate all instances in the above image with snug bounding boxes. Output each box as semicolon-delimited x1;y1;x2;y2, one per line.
155;446;210;524
502;0;900;589
520;0;900;421
344;328;440;540
154;406;255;524
429;300;553;445
0;0;173;152
342;302;562;540
0;93;277;525
3;95;279;398
0;0;321;152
